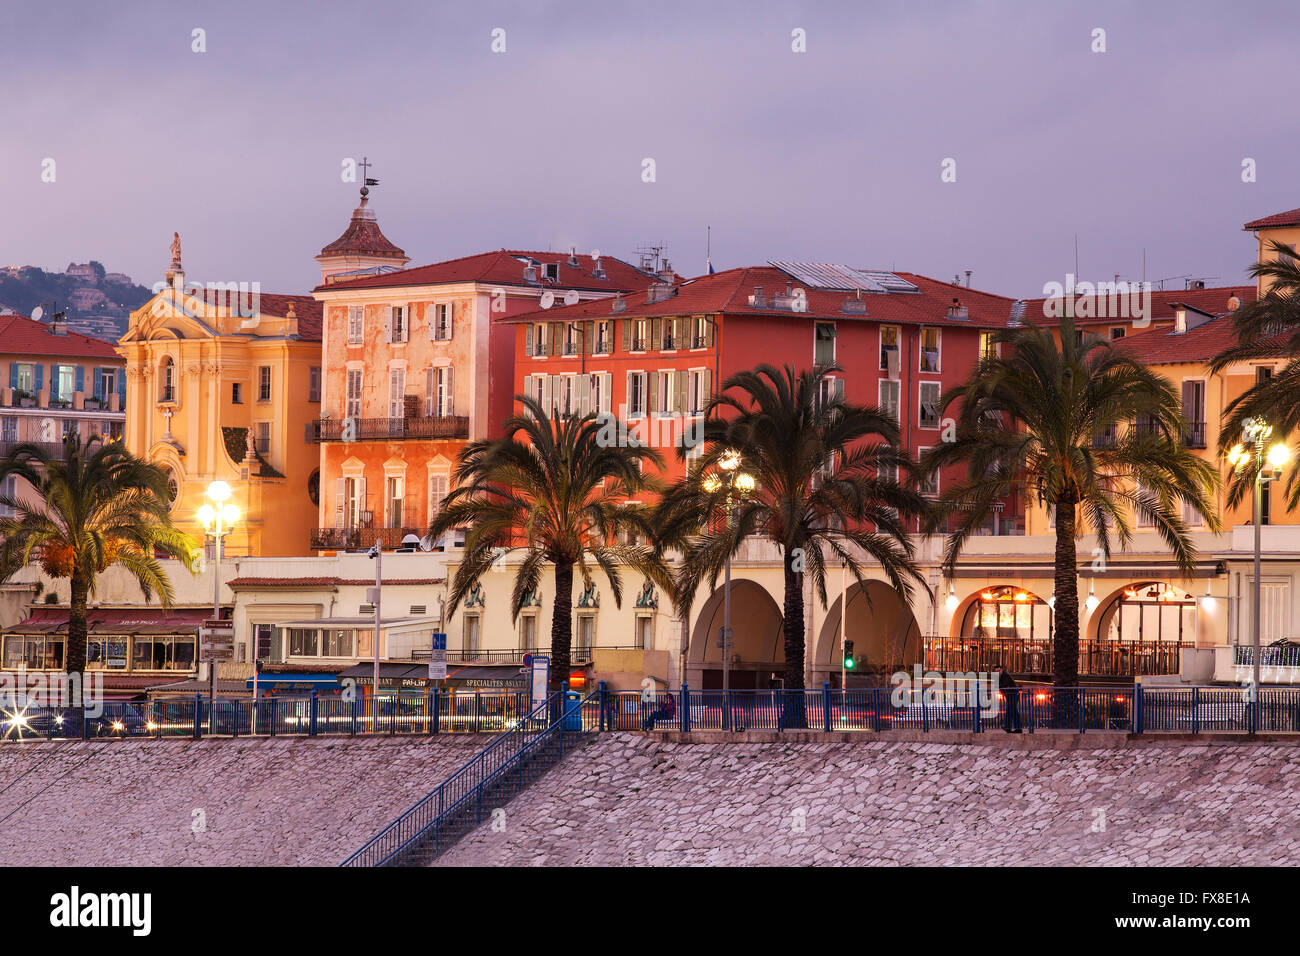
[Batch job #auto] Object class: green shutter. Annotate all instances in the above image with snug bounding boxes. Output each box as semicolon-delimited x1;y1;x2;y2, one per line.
622;319;631;352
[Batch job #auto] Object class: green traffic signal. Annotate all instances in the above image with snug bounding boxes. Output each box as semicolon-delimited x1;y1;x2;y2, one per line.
843;639;855;669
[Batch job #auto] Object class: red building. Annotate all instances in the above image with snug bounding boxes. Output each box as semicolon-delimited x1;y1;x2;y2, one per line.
500;262;1028;532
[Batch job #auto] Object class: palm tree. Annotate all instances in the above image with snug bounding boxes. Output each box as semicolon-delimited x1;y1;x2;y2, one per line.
920;316;1220;692
655;364;930;705
427;397;665;693
0;431;197;701
1209;239;1300;508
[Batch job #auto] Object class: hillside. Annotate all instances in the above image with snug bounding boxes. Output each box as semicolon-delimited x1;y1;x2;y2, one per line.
0;261;151;341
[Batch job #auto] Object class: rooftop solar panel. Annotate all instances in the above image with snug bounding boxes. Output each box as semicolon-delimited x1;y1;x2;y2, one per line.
767;261;888;292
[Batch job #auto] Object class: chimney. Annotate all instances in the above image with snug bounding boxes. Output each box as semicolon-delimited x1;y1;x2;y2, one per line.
50;314;68;336
568;246;579;268
965;270;972;287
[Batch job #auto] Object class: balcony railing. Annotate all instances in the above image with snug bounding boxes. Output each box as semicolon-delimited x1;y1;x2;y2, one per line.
310;526;425;551
308;415;469;443
1235;643;1300;668
1183;420;1207;448
923;636;1185;677
0;440;71;460
410;645;648;664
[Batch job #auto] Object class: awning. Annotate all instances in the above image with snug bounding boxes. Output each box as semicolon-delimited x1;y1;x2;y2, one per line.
6;607;213;634
245;673;342;692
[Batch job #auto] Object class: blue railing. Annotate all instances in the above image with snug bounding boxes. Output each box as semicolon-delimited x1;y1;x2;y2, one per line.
594;684;1300;735
340;689;596;867
0;691;532;742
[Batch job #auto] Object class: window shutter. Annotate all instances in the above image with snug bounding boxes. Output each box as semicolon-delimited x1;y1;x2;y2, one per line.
647;371;659;415
384;306;393;343
651;318;662;349
117;371;126;403
525;324;534;356
540;374;552;413
91;368;102;400
601;373;612;413
75;366;84;395
425;367;435;416
622;320;632;352
34;365;43;393
832;378;844;403
585;321;594;355
8;365;16;390
575;373;591;415
358;477;367;520
701;369;711;405
335;478;347;524
444;367;454;416
704;319;715;348
446;302;454;339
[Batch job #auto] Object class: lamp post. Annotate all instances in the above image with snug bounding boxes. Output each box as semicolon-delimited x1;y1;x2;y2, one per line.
197;481;239;729
1227;420;1291;710
702;450;755;728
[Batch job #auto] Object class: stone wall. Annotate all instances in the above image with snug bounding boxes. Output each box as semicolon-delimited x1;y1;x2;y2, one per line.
0;735;493;866
438;733;1300;866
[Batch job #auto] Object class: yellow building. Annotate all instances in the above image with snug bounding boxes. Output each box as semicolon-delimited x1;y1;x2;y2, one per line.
1244;206;1300;295
116;241;323;557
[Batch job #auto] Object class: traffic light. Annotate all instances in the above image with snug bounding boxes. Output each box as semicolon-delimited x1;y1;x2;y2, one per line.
843;640;855;670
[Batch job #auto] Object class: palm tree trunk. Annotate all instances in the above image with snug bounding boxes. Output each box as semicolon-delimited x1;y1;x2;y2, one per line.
782;552;807;728
67;571;89;716
1052;493;1080;727
549;560;574;695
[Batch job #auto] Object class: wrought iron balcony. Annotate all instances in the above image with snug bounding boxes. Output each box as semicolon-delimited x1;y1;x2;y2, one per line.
307;415;469;443
310;526;425;551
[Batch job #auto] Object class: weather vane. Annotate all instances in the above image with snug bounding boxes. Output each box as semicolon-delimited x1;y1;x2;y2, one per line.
358;156;379;191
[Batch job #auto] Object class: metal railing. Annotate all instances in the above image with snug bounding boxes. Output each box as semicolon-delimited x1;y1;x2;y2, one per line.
341;690;596;866
310;525;428;551
307;415;469;443
0;691;534;742
1235;644;1300;668
923;636;1185;676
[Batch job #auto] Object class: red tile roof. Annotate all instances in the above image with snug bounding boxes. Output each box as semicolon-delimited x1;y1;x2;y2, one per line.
252;294;323;341
0;314;123;358
1113;313;1287;365
1243;207;1300;230
318;195;407;260
225;576;443;589
315;249;656;294
1018;285;1255;328
500;265;1020;328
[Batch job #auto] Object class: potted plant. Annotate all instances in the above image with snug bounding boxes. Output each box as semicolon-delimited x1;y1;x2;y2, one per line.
12;389;35;408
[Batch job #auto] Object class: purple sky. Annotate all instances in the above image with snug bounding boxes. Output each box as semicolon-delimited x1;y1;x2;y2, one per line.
4;0;1299;299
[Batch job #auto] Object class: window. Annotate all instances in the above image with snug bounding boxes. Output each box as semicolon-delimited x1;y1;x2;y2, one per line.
346;369;362;418
562;324;581;356
979;331;997;360
98;368;117;399
14;363;35;393
1;417;16;442
919;327;941;372
309;366;321;402
576;616;595;658
692;315;711;349
426;366;454;417
594;321;611;354
631;319;649;352
386;476;404;527
627;372;647;417
634;616;652;650
919;381;941;429
879;380;900;423
308;470;320;506
1182;497;1203;528
429;474;448;522
662;320;676;351
257;366;272;402
689;369;711;415
0;475;15;518
1257;366;1274;384
814;322;837;365
917;447;938;496
388;367;406;418
3;634;65;670
817;376;843;411
463;614;481;655
289;628;355;659
348;306;364;344
341;476;366;528
254;624;274;660
1262;484;1272;525
231;382;242;404
86;637;128;670
51;365;75;403
1110;327;1126;340
387;306;407;343
1181;380;1206;448
131;635;195;671
880;326;900;371
590;373;608;414
160;357;176;403
256;421;271;454
520;615;538;652
431;303;453;340
656;371;673;414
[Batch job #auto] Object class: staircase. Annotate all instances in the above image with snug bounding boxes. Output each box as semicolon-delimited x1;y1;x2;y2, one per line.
340;690;595;866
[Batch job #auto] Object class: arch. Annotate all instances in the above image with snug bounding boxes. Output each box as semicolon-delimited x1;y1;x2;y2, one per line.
1090;580;1198;645
690;579;784;690
159;355;177;402
815;579;922;680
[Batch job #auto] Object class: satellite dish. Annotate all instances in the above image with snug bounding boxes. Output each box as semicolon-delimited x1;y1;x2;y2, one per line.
30;306;43;322
540;291;555;309
563;290;579;306
589;248;600;260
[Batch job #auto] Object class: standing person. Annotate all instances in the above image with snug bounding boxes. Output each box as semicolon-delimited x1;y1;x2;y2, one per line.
993;664;1022;733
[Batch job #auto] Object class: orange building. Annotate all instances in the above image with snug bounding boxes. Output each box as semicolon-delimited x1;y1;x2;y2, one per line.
309;189;658;552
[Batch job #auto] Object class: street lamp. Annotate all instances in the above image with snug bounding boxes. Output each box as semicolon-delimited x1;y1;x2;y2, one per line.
1227;418;1291;709
197;481;239;726
702;451;755;727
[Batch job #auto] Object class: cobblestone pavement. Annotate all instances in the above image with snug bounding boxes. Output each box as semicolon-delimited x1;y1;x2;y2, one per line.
0;735;495;866
437;734;1300;866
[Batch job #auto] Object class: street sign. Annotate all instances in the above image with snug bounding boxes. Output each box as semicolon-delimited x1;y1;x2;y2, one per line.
715;625;733;649
529;655;550;709
199;620;235;661
427;632;447;681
